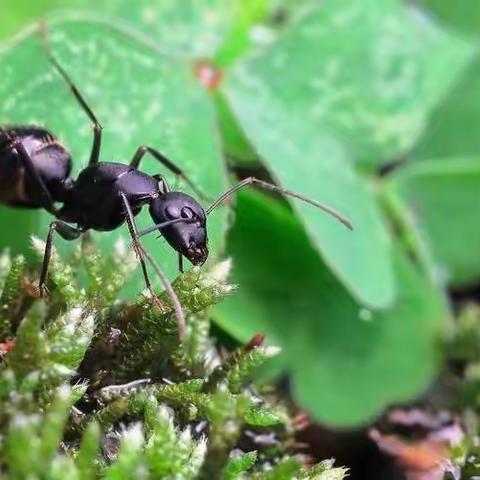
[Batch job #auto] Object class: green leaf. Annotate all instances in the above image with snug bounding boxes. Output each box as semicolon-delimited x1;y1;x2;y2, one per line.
1;0;234;58
214;91;258;165
213;190;447;425
100;0;234;59
419;0;480;37
214;0;269;67
0;17;227;296
0;209;39;260
0;0;75;41
223;0;474;307
414;55;480;161
387;158;480;287
223;83;394;308
226;0;474;168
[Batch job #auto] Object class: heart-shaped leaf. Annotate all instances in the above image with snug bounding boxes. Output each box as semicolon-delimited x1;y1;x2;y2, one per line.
414;55;480;161
1;0;234;59
226;0;473;167
0;17;227;295
99;0;234;59
214;190;447;426
223;0;473;309
222;87;394;308
0;0;78;40
419;0;480;37
387;158;480;287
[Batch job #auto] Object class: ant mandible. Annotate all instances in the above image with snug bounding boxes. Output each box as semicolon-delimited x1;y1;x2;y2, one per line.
0;33;352;340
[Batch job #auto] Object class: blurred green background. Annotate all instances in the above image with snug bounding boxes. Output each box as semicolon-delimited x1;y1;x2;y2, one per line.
0;0;479;427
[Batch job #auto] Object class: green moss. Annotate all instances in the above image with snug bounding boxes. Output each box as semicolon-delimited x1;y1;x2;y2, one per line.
0;239;346;479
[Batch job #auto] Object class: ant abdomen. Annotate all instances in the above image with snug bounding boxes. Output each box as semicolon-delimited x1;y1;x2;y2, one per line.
0;126;71;208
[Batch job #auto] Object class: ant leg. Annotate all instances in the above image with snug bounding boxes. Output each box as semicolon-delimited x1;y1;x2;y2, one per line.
152;174;171;194
9;137;57;215
41;32;103;165
119;194;158;300
130;146;205;200
206;176;353;230
178;254;184;274
39;221;84;295
120;193;186;340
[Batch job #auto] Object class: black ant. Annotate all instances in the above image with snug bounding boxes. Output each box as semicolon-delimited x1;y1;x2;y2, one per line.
0;35;352;339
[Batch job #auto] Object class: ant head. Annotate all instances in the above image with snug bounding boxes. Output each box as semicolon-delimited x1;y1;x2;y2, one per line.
149;192;208;265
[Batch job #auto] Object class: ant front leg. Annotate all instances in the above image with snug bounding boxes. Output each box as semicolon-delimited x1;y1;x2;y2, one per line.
39;221;84;296
42;32;103;165
153;174;171;194
119;193;159;303
130;146;206;200
120;193;187;340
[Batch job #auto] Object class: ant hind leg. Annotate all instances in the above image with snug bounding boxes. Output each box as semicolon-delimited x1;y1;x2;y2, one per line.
38;221;84;296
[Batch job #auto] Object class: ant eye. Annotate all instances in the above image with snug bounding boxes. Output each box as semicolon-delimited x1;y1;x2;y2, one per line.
181;207;195;219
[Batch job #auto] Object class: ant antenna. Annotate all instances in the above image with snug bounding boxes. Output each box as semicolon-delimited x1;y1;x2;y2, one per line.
206;177;353;230
137;218;194;238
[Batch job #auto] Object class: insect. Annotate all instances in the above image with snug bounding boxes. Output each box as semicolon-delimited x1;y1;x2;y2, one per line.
0;38;352;339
